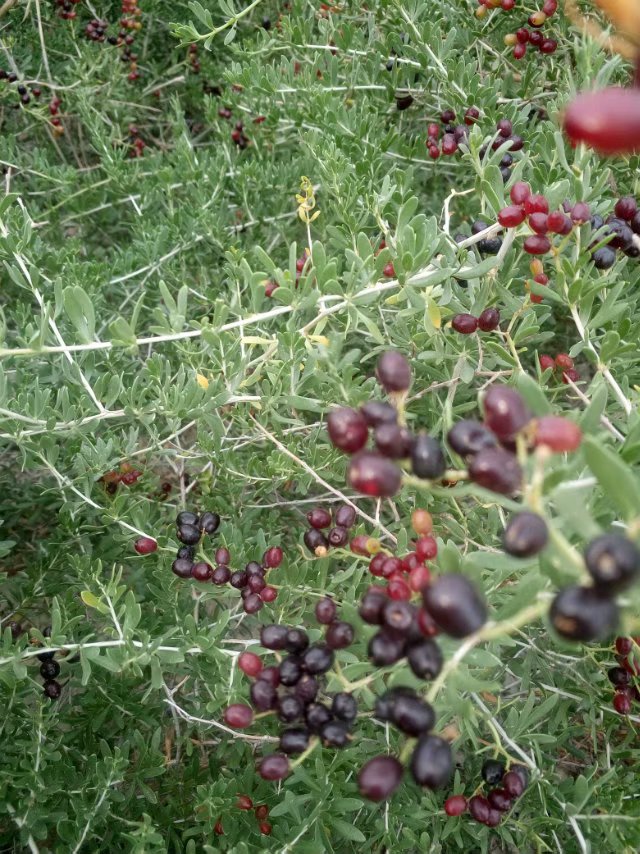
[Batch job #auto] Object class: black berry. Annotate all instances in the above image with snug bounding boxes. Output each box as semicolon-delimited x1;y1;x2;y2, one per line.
410;735;453;788
584;534;640;593
481;758;505;785
315;597;337;624
305;702;332;733
172;558;194;578
279;656;303;686
177;523;201;545
468;447;522;495
502;512;549;557
550;586;619;641
376;350;412;392
411;434;446;480
332;692;358;721
39;660;61;680
325;621;355;649
390;694;435;736
260;624;289;650
43;680;62;699
320;720;350;747
302;644;334;674
368;629;406;666
447;420;497;459
422;574;487;638
407;638;443;680
200;511;220;534
280;728;310;754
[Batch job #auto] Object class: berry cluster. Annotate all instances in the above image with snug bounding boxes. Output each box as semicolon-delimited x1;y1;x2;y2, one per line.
85;18;110;41
49;95;65;136
538;352;578;384
458;221;503;257
214;797;272;837
478;118;526;183
36;627;63;700
445;760;530;827
504;0;559;60
425;107;479;160
127;124;146;158
80;0;142;81
101;461;143;494
231;120;250;149
303;503;357;556
590;195;640;270
452;307;500;335
225;604;358;781
609;636;640;715
475;0;515;18
56;0;80;20
551;534;640;642
0;71;41;109
170;510;282;613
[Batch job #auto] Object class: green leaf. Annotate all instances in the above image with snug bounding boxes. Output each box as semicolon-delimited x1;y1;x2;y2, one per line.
583;436;640;520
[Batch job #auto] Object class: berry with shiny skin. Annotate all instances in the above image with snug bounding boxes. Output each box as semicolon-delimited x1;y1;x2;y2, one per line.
616;636;633;655
177;546;195;561
478;307;500;332
469;795;491;823
411;434;446;480
134;537;157;555
315;597;337;624
325;621;355;650
40;660;61;680
564;88;640;155
236;795;253;810
305;702;332;733
327;407;369;453
295;674;319;704
304;528;329;555
445;795;467;816
615;196;638;221
177;524;201;545
407;638;443;680
260;624;289;650
224;704;253;728
452;313;478;334
469;447;523;494
279;656;303;686
327;526;347;548
211;565;231;585
280;728;310;754
177;511;198;526
200;511;220;534
415;535;437;561
510;181;531;205
334;504;357;528
498;205;526;228
307;507;332;529
592;246;617;269
447;420;497;459
482;758;505;785
360;401;397;427
368;629;406;666
239;652;262;678
376;350;412;392
258;754;290;781
321;720;351;747
277;695;303;723
172;558;194;578
532;415;582;452
286;628;309;654
483;386;530;441
502;512;549;557
382;600;415;633
359;591;387;624
613;691;632;715
263;546;283;568
358;756;404;801
191;561;212;582
410;735;453;788
608;666;630;688
524;235;551;255
489;789;512;812
550;586;619;641
422;574;487;638
348;451;402;497
584;534;640;593
503;771;525;798
230;570;248;589
215;547;230;565
411;509;433;535
607;218;634;251
332;692;358;722
302;644;334;674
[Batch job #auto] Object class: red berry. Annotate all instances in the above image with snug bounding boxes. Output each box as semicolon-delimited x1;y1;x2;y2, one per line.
483;385;531;441
388;576;412;600
469;795;491;823
562;368;579;384
442;134;458;155
524;235;551;255
236;794;253;810
616;636;633;656
263;546;283;568
529;29;543;46
415;536;438;561
376;350;412;392
513;43;526;60
255;805;269;820
350;534;370;555
497;119;512;138
440;109;456;123
327;407;369;453
503;771;525;798
428;145;440;160
469;447;523;494
259;822;272;835
408;565;431;592
555;354;574;370
369;553;387;577
498;205;526;228
347;451;402;497
358;756;404;801
214;820;224;835
540;38;557;54
542;0;557;14
215;547;230;565
510;181;531;205
452;313;478;334
238;651;263;678
615;196;638;221
224;704;253;728
417;607;439;636
539;354;555;371
571;202;590;223
547;211;567;232
564;88;640;155
382;556;403;577
515;27;529;43
134;536;157;555
529;212;549;234
524;194;549;216
444;795;468;816
307;507;332;529
427;122;440;137
258;754;290;780
383;261;396;278
478;307;500;332
464;107;480;125
613;691;632;715
260;585;278;602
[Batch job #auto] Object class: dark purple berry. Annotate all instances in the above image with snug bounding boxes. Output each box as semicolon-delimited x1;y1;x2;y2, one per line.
212;565;231;584
348;451;402;497
502;512;549;557
172;558;193;578
260;624;289;650
230;570;248;589
376;350;412;392
286;628;309;654
327;407;369;453
277;695;303;723
177;523;201;545
410;735;453;788
328;526;348;547
550;586;619;641
584;534;640;593
374;423;413;458
302;644;334;674
334;504;357;528
410;434;446;479
422;574;487;638
315;597;337;624
468;447;523;495
332;692;358;722
390;694;435;736
177;511;198;526
407;638;443;680
40;660;61;680
325;621;355;649
307;507;332;529
258;754;289;780
200;511;220;534
368;629;406;666
482;759;505;785
358;756;404;801
280;728;310;754
320;719;351;747
279;656;303;686
483;386;531;441
43;680;62;699
305;702;332;733
304;528;329;554
447;420;497;459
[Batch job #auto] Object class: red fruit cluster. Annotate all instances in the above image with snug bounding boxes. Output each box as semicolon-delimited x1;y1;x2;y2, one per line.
498;183;589;260
303;503;357;556
214;801;271;837
127;124;146;159
48;95;65;136
446;760;529;828
425;107;480;160
503;0;558;58
609;636;640;715
475;0;516;18
538;352;579;384
55;0;80;19
451;307;500;335
231;120;250;149
101;462;143;494
78;0;143;81
0;72;42;110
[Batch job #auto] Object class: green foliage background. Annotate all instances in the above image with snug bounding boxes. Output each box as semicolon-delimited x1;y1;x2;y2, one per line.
1;0;640;850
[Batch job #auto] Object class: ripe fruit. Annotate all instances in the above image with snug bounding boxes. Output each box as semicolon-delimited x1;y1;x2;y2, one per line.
172;558;194;578
502;771;525;798
258;754;290;780
215;547;230;565
615;196;638;221
230;570;248;589
320;720;350;747
411;434;446;480
302;644;334;674
613;691;632;715
255;805;269;820
212;565;231;584
236;795;253;810
191;561;213;581
410;735;453;788
177;511;198;526
447;420;497;458
304;528;329;554
177;524;201;545
261;624;289;650
616;636;633;655
483;386;531;441
360;401;397;427
523;235;551;255
40;660;61;680
482;758;505;785
327;407;368;453
277;695;303;722
502;511;549;558
469;795;490;823
332;692;358;721
200;511;220;534
529;213;549;235
452;313;478;334
444;795;467;816
280;727;310;754
358;756;404;801
510;181;531;205
383;599;416;633
608;666;630;688
348;451;402;497
307;507;332;529
376;350;412;392
359;591;387;624
564;88;640;155
498;205;526;228
315;597;337;624
592;246;617;269
224;704;253;728
305;702;332;733
374;423;413;458
532;416;582;452
513;43;526;60
295;674;318;704
584;534;640;593
469;447;522;494
550;586;619;641
325;621;355;649
134;537;157;555
259;822;272;835
422;574;487;638
478;308;500;332
368;629;406;666
263;546;283;568
335;504;357;528
239;651;263;678
415;536;437;561
390;694;435;736
407;638;443;679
